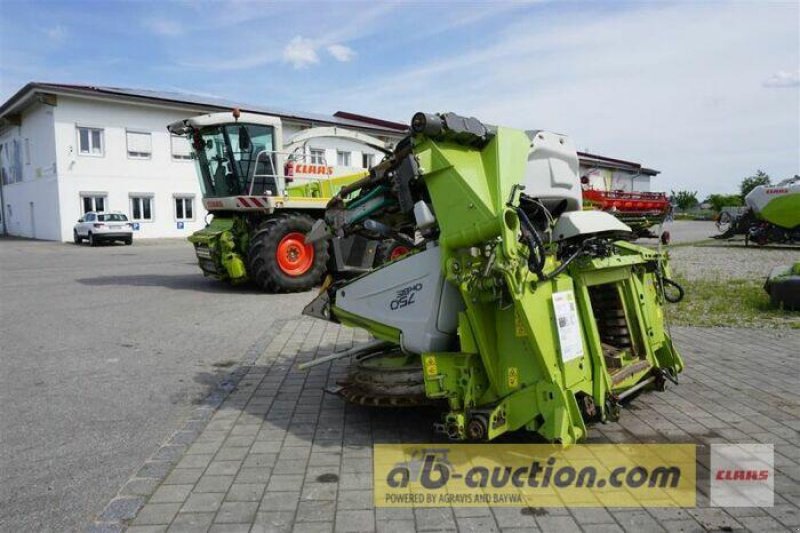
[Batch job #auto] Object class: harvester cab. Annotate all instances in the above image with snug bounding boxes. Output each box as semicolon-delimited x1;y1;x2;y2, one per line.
302;112;684;444
167;111;396;292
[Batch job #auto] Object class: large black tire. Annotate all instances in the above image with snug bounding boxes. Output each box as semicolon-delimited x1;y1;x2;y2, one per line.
88;232;97;247
247;213;329;292
73;230;82;244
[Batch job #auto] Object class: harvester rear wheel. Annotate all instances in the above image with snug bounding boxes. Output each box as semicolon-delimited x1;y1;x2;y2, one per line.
247;213;329;292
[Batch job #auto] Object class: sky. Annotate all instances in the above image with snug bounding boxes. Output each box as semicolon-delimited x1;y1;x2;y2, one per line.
0;0;798;197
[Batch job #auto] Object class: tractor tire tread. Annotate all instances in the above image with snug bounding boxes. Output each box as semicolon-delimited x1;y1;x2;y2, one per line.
246;213;328;293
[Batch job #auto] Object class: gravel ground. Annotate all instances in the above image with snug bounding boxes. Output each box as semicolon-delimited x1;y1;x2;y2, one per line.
669;241;800;281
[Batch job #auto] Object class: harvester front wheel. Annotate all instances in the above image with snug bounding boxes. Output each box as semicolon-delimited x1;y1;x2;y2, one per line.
247;213;328;292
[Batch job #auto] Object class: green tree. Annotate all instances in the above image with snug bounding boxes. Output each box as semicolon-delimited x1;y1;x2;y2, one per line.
705;194;743;212
671;190;698;210
740;170;771;200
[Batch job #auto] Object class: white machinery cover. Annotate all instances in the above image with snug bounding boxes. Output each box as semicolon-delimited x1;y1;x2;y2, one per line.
524;130;582;212
335;247;464;354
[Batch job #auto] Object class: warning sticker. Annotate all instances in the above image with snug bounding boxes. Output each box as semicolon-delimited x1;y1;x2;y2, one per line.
552;290;584;362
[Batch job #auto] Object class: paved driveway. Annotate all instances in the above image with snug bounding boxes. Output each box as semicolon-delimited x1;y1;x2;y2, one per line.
0;238;308;532
94;318;800;532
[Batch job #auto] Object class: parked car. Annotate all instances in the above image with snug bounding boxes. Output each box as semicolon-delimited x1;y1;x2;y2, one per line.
74;212;133;246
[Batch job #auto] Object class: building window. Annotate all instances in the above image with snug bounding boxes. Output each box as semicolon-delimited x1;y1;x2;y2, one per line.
309;148;325;165
24;138;30;165
126;131;152;159
171;135;193;160
130;196;154;221
77;127;104;156
174;196;194;221
337;150;351;167
362;153;374;169
81;194;106;213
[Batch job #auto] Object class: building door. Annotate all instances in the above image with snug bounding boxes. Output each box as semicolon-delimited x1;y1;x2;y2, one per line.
29;201;35;239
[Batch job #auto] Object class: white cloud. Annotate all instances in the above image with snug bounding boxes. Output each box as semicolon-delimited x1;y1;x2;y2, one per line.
763;70;800;88
284;2;799;197
327;44;355;62
283;36;319;69
45;25;67;43
144;19;183;36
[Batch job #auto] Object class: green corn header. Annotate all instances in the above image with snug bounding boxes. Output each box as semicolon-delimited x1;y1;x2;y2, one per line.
303;112;684;444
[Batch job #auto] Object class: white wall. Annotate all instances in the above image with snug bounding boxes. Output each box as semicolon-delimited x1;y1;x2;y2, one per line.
2;93;402;242
52;96;209;241
0;101;60;239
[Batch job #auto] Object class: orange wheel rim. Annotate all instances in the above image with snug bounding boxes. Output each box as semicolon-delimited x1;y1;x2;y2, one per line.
276;232;314;276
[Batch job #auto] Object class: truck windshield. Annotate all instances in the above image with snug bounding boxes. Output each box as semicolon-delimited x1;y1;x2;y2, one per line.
191;124;275;198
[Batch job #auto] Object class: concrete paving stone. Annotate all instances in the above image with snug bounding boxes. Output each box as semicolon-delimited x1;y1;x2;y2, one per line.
149;484;194;504
335;489;372;511
187;442;223;455
209;525;251;533
252;441;284;454
214;446;251;461
491;508;540;529
98;497;145;521
455;515;500;532
569;507;617;524
163;468;206;486
176;454;214;470
414;507;456;531
533;515;581;532
181;492;225;513
646;508;696;521
686;508;744;530
137;461;174;480
301;482;338;501
195;431;230;444
268;474;306;492
132;503;182;526
279;447;312;461
126;527;167;533
193;475;235;493
763;504;800;527
235;466;273;484
214;501;260;523
154;445;191;462
273;460;311;474
297;499;336;522
262;491;301;512
166;512;215;533
120;478;161;497
336;472;371;490
204;460;243;476
226;483;267;502
225;434;257;447
308;452;342;466
375;519;416;533
243;453;278;468
292;522;333;533
252;511;295;533
573;524;624;533
736;515;789;531
334;509;375;533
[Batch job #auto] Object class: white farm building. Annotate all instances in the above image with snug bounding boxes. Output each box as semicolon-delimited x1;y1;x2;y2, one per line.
0;83;406;241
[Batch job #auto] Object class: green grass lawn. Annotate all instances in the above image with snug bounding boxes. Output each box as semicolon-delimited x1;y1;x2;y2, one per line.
665;276;800;329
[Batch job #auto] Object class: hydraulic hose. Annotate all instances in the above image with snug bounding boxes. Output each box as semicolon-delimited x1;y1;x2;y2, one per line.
661;277;684;303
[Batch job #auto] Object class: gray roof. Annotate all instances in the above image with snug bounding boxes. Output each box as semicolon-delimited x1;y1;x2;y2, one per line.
0;82;408;135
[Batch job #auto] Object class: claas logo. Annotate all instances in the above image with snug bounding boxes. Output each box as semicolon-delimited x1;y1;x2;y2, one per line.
715;469;769;481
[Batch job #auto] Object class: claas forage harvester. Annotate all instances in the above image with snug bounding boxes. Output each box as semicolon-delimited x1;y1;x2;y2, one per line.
302;112;684;444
